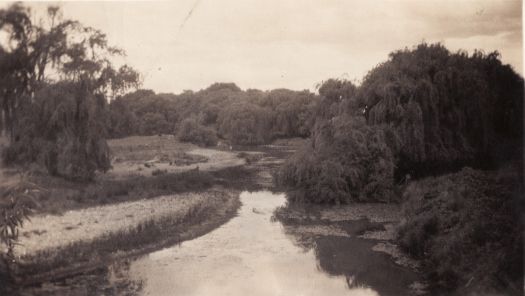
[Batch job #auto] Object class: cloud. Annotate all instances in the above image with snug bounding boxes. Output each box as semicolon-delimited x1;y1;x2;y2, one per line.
398;0;521;39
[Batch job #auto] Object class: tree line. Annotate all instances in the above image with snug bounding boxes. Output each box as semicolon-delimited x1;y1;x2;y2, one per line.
0;4;318;180
1;4;522;193
107;84;319;146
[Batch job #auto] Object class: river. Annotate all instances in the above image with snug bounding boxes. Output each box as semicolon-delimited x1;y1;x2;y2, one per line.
115;191;420;296
15;190;421;296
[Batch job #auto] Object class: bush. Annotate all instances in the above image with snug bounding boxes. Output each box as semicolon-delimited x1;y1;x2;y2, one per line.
0;179;39;279
397;167;523;294
276;115;396;203
177;117;218;147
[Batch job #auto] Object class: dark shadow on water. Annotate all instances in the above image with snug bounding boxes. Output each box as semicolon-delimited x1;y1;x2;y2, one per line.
313;236;418;296
275;203;420;296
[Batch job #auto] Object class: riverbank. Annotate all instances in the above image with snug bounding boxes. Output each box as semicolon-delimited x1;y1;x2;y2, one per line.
0;136;243;287
9;188;240;286
1;135;298;290
13;135;247;215
273;165;523;295
274;202;425;295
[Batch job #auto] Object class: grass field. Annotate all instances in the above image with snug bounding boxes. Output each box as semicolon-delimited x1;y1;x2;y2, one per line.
107;135;244;179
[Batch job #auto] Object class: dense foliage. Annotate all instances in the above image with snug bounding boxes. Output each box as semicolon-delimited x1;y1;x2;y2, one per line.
276;115;395;203
276;43;523;294
178;116;218;147
398;167;522;294
359;43;523;177
278;43;523;203
3;82;112;180
0;4;139;180
276;78;397;203
108;84;319;145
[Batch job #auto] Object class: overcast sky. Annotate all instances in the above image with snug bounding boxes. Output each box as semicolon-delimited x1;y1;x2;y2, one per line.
10;0;525;93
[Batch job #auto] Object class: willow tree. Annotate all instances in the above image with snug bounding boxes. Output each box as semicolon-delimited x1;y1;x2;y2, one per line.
0;3;140;180
218;102;273;145
276;79;396;203
359;43;523;177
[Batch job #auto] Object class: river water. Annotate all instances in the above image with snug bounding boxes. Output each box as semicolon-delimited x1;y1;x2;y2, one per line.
15;190;420;295
122;191;419;296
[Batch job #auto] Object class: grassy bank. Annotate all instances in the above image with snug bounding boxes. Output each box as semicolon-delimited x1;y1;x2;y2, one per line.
18;134;258;215
3;165;259;283
0;135;288;290
397;166;523;295
26;169;215;215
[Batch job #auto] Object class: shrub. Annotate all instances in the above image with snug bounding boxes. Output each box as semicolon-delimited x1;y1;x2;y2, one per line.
0;178;39;279
276;115;396;203
177;117;218;147
397;167;523;294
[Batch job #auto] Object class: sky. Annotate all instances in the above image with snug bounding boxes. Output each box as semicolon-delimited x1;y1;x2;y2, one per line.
3;0;523;94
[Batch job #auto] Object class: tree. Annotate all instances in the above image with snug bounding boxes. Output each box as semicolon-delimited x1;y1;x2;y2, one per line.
139;112;170;135
218;102;272;145
277;114;395;204
359;43;523;177
107;96;138;138
275;79;396;203
0;4;140;180
177;116;218;147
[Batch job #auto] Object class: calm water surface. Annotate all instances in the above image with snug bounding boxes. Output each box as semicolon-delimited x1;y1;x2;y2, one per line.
17;190;419;295
126;191;402;296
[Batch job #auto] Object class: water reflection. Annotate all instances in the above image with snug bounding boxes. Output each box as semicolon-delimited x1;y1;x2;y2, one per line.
15;191;419;295
127;191;379;296
276;202;420;296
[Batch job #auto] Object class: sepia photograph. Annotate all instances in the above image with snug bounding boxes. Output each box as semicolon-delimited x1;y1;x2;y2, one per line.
0;1;523;295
